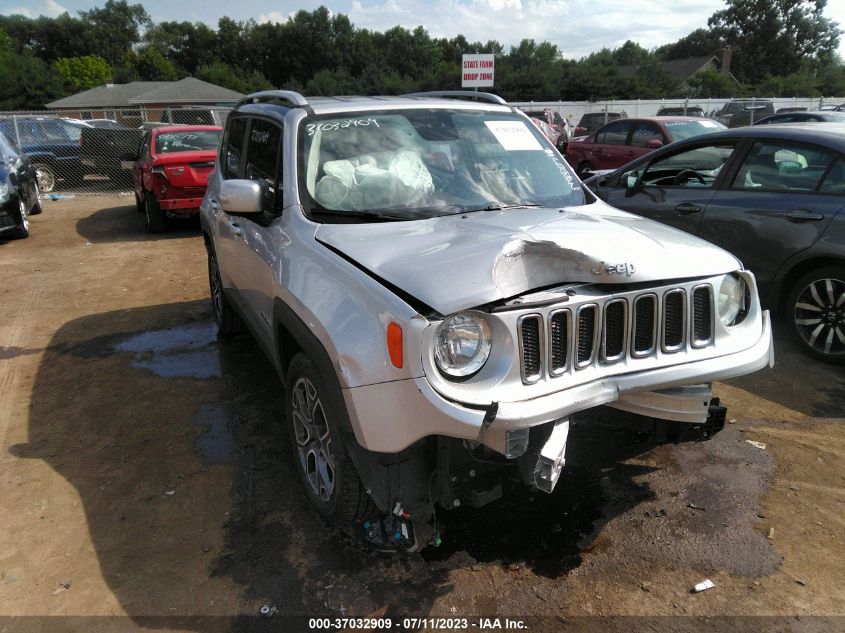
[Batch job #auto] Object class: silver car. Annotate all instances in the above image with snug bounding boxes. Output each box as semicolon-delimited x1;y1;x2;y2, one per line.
200;90;773;546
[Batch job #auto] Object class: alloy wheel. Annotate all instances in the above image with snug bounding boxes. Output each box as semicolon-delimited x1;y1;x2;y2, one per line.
794;277;845;357
19;200;28;232
291;376;335;502
35;167;55;193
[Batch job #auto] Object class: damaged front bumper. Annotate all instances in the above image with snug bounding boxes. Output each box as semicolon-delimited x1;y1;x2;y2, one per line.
342;310;773;456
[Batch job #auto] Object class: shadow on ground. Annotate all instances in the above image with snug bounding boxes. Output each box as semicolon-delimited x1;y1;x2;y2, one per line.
9;300;672;629
725;314;845;418
75;204;200;244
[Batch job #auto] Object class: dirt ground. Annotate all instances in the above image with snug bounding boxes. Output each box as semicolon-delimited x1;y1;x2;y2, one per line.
0;196;843;633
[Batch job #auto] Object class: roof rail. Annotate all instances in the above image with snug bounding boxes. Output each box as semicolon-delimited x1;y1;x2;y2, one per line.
403;91;508;106
237;90;309;108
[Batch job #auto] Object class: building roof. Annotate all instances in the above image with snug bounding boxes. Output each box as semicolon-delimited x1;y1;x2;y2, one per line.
660;56;720;83
46;77;244;109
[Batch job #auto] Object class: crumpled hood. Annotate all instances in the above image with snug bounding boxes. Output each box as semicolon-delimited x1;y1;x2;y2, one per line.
315;201;741;315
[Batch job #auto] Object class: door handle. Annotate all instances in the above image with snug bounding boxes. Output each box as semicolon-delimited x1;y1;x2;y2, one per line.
785;210;824;222
228;221;243;237
675;203;702;215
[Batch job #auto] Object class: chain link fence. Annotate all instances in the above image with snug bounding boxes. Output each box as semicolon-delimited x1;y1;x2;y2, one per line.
0;106;232;196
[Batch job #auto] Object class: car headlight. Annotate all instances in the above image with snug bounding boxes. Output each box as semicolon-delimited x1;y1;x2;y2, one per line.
0;183;8;204
434;312;492;378
718;274;747;326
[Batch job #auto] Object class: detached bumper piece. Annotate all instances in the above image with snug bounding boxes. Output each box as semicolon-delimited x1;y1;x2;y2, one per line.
532;417;570;493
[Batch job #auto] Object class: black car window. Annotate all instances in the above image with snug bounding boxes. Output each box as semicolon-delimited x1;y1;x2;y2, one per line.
223;117;248;179
630;122;662;148
818;158;845;194
598;120;631;145
244;118;282;212
140;132;151;159
732;142;835;192
625;143;736;188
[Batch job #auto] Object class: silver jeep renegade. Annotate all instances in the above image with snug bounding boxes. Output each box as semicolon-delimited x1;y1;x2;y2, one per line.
200;90;773;537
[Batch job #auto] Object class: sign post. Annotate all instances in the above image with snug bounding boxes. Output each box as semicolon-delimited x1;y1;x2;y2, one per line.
461;54;495;89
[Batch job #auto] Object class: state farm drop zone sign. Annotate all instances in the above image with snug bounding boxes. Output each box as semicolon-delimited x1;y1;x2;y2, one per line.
462;54;495;87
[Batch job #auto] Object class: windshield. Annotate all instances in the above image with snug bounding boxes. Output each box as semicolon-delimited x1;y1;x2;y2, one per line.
664;120;725;141
0;132;18;162
155;130;222;154
299;109;584;220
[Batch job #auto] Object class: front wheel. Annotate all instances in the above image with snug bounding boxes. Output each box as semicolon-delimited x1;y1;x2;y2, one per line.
787;266;845;364
577;161;595;179
286;353;372;525
12;198;30;239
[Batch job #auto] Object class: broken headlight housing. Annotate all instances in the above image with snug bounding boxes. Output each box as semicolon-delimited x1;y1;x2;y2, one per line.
434;312;492;378
718;273;748;326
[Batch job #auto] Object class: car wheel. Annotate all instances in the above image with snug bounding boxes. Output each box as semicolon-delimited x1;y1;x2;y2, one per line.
577;161;595;178
144;191;166;233
787;266;845;364
33;163;56;194
286;352;372;525
30;184;42;215
134;191;144;213
207;247;244;336
12;198;30;239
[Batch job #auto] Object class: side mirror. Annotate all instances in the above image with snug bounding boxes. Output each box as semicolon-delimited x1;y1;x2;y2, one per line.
646;139;663;149
220;179;263;215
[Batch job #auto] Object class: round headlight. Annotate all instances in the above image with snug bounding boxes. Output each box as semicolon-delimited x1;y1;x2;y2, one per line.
434;312;492;378
718;274;746;326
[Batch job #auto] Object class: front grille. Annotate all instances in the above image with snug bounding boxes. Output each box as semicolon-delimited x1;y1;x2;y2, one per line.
602;300;626;360
515;283;716;383
663;290;685;350
549;310;569;374
519;315;542;382
0;213;15;229
576;306;597;366
633;295;657;355
692;286;713;345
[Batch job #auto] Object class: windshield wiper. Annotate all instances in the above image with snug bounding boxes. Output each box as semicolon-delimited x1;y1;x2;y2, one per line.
308;207;408;222
467;201;543;212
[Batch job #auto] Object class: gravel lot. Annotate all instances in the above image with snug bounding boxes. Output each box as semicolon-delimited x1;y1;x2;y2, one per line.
0;196;843;632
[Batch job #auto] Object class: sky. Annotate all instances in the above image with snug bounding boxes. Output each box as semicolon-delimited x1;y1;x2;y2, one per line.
2;0;845;60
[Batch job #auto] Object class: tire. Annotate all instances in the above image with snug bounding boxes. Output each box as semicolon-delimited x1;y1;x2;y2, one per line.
577;161;595;179
134;191;144;213
787;265;845;364
30;184;42;215
286;352;372;526
12;198;30;239
207;248;245;336
33;163;56;194
144;191;166;233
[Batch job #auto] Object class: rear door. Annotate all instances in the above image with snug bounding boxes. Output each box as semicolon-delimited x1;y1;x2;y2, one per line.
590;120;633;170
701;140;845;300
212;116;250;303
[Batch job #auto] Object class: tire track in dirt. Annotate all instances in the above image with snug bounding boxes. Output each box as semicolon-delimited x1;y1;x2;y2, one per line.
0;287;44;452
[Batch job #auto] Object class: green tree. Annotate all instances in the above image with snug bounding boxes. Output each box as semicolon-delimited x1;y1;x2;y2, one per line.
54;55;112;90
196;61;271;93
685;68;745;97
708;0;841;83
80;0;150;67
135;45;180;81
0;28;65;108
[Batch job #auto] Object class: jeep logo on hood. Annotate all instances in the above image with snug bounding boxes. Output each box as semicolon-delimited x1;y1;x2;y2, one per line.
591;261;636;277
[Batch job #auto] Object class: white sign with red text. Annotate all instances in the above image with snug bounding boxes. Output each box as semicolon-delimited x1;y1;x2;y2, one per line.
462;54;495;88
